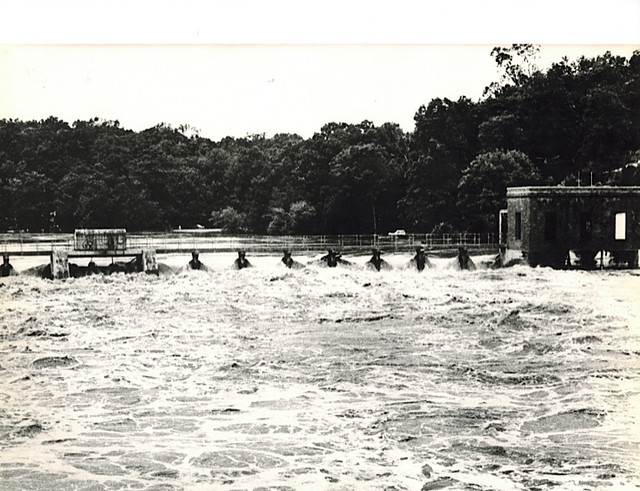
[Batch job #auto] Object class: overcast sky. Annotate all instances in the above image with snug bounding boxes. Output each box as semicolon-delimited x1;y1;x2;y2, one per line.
1;0;638;141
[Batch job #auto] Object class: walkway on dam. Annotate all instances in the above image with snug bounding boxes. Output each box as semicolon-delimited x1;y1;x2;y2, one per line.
0;232;498;257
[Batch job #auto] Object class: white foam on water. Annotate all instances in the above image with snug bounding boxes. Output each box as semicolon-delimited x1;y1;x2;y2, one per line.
1;254;639;490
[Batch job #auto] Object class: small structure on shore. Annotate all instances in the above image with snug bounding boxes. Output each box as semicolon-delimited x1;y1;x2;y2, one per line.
48;229;158;279
504;186;640;268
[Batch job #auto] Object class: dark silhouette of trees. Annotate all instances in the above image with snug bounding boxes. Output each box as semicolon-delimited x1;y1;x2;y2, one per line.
0;49;637;234
458;150;542;232
401;97;480;232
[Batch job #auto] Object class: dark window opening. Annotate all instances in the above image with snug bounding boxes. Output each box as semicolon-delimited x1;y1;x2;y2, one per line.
500;212;508;244
544;212;557;241
580;212;593;243
515;212;522;241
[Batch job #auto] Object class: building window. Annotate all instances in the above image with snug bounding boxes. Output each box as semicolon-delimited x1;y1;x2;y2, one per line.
515;212;522;241
499;209;508;244
580;212;593;243
615;212;626;240
544;212;557;241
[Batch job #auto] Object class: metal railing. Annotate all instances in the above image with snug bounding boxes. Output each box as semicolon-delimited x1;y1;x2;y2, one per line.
0;233;74;255
0;232;498;256
123;232;497;254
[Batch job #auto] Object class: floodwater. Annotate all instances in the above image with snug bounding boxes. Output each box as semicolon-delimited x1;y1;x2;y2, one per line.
1;253;639;490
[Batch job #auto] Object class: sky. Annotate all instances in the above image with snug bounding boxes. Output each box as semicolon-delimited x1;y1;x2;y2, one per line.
1;0;639;141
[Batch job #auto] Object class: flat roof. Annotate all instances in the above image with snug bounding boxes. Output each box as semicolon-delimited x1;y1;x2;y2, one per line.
507;186;640;198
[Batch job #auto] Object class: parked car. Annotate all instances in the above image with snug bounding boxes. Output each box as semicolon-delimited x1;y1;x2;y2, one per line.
388;229;407;237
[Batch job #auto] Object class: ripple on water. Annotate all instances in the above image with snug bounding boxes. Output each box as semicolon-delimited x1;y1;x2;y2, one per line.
0;262;638;489
84;386;142;404
32;355;77;369
0;474;97;491
521;408;606;433
69;458;128;476
190;449;288;470
92;418;138;433
5;422;45;439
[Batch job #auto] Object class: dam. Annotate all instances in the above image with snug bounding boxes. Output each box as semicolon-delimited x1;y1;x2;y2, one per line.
1;229;498;278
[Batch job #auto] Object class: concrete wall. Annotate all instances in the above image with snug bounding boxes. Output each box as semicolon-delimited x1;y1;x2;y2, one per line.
51;249;69;279
506;196;530;252
506;187;640;267
74;229;127;252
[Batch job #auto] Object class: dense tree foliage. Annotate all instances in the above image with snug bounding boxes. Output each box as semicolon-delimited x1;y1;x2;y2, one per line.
1;49;638;234
458;150;542;232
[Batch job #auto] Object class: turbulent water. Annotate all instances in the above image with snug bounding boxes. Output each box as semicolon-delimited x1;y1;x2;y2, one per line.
1;253;639;491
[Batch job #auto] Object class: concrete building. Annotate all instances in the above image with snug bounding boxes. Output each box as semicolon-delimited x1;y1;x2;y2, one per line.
504;186;640;268
49;229;157;279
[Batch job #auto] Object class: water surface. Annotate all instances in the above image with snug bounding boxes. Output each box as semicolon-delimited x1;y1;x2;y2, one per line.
1;254;639;490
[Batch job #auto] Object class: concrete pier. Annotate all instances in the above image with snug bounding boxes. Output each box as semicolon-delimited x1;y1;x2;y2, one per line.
142;249;158;275
51;249;69;279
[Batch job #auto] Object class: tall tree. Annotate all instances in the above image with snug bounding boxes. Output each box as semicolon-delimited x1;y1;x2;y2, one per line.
327;143;389;234
403;97;479;231
457;150;542;233
484;44;540;97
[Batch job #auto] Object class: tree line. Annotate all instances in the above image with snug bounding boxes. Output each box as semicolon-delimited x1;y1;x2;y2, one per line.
1;47;638;235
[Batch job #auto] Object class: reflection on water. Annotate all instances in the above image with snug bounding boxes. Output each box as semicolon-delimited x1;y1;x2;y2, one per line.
0;254;639;490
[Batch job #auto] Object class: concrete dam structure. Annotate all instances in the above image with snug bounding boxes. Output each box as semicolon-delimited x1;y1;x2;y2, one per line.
503;186;640;268
50;229;158;279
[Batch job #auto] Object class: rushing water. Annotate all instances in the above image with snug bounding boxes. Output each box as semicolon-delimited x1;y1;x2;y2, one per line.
1;253;639;490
